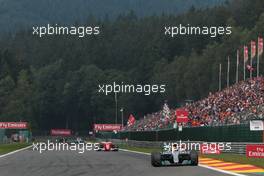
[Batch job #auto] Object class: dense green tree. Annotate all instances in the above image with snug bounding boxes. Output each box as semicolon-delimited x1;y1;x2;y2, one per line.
0;0;263;132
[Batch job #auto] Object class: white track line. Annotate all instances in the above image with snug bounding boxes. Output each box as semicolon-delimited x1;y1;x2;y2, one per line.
120;148;247;176
199;164;247;176
0;145;32;158
120;149;150;155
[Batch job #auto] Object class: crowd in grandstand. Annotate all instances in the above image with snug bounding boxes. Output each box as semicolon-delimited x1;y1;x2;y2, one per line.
125;77;264;131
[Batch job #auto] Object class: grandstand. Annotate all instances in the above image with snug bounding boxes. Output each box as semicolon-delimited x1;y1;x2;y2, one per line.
124;77;264;131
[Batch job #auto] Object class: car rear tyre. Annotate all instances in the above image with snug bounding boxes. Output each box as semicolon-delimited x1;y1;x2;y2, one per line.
151;152;161;167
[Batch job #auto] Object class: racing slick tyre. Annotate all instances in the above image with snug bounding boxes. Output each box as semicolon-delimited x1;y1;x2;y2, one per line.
190;150;198;166
151;152;161;167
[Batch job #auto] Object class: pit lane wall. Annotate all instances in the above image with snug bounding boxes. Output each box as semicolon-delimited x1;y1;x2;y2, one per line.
97;124;263;142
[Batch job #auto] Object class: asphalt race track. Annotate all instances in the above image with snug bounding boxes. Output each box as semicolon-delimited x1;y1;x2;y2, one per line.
0;148;247;176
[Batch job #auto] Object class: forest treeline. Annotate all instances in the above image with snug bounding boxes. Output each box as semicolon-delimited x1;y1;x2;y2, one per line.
0;0;264;131
0;0;225;33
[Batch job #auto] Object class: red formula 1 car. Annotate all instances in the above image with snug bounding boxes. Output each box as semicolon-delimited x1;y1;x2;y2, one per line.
96;142;119;151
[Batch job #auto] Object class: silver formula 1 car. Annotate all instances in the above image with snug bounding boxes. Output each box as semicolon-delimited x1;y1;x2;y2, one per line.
151;150;198;167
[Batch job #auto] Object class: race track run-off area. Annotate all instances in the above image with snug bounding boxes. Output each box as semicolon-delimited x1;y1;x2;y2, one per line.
199;158;264;174
0;147;263;176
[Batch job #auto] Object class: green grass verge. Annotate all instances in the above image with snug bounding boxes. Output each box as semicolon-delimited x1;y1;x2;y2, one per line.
200;153;264;169
0;143;31;155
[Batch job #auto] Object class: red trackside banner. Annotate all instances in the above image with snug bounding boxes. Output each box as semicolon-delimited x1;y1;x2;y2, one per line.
246;144;264;158
258;37;263;56
127;114;136;127
0;122;28;129
50;129;71;136
94;124;121;131
244;46;249;62
176;109;189;123
251;40;256;58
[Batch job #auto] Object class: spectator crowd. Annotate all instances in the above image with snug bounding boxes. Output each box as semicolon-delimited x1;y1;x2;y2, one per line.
125;77;264;131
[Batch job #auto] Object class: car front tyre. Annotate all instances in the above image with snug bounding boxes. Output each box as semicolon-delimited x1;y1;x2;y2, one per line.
190;150;198;166
151;152;161;167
